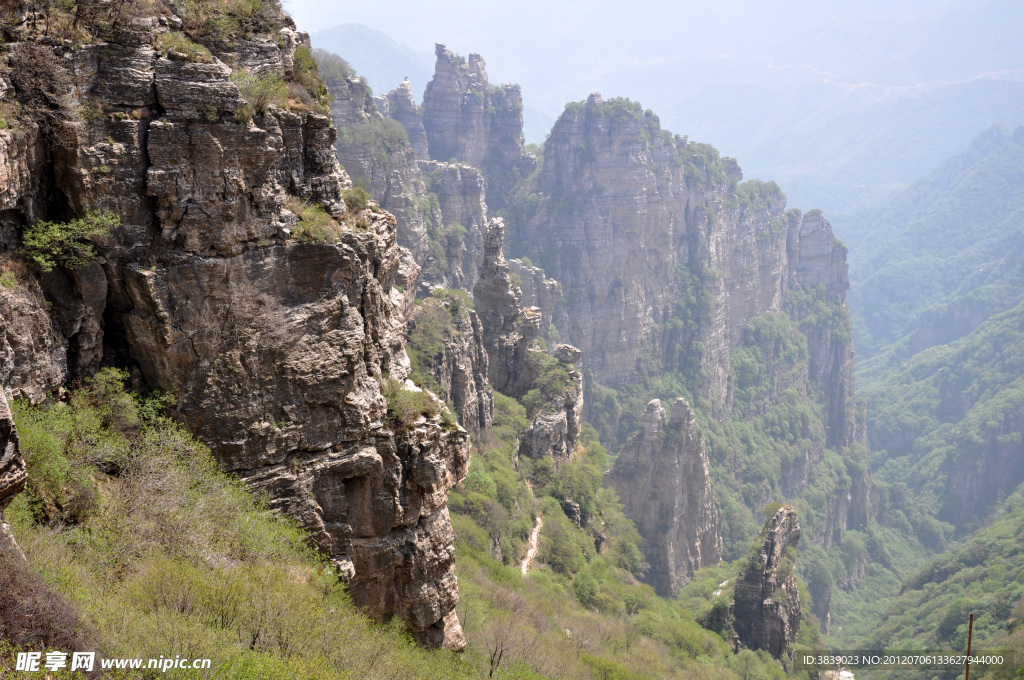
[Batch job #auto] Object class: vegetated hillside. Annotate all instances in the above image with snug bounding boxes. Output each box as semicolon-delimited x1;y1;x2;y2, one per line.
837;126;1024;536
831;125;1024;663
842;124;1024;364
854;488;1024;680
863;301;1024;534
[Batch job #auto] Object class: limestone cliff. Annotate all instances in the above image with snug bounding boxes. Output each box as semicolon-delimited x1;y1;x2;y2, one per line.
733;505;802;660
518;94;855;427
406;291;493;433
383;79;429;161
472;219;583;462
321;57;433;263
320;56;490;290
518;344;584;461
473;218;538;397
0;5;467;650
608;398;722;597
419;160;489;290
508;258;563;336
420;44;535;214
512;94;868;544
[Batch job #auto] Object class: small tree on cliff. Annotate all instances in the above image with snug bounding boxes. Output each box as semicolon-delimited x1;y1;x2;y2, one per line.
22;210;119;272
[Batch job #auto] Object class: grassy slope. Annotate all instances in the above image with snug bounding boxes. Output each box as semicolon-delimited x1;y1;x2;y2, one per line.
3;370;471;679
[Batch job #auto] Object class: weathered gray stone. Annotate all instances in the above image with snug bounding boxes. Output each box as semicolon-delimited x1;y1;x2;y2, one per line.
733;505;802;661
608;398;722;597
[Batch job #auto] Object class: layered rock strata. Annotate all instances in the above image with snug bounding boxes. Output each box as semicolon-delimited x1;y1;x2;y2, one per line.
420;44;535;213
406;295;494;433
323;64;433;262
608;398;722;596
733;505;802;660
0;11;468;650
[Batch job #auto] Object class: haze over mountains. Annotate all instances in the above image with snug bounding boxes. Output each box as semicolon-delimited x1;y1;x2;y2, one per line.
297;0;1024;214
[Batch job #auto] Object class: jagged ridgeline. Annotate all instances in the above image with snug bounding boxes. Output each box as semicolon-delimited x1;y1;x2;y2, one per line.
319;37;870;644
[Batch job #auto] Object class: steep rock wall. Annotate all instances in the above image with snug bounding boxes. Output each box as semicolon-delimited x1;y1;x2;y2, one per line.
0;387;26;547
732;505;802;660
406;294;494;433
514;95;867;538
607;398;722;596
420;44;535;214
0;11;468;650
323;66;432;263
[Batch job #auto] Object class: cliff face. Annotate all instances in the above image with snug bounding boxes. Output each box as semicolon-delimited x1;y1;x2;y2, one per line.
323;65;432;263
513;94;867;549
321;58;491;291
420;44;535;213
0;8;467;650
406;293;494;433
608;398;722;597
383;79;429;161
733;505;802;660
519;95;855;427
473;218;538;397
420;160;489;290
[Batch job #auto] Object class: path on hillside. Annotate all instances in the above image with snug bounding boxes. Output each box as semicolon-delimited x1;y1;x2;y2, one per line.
520;515;543;575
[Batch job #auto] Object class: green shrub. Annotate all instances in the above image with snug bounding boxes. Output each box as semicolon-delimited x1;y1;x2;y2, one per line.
0;270;15;288
180;0;265;44
155;31;212;62
286;197;342;244
22;210;118;272
311;48;355;83
292;45;328;105
382;377;439;431
343;186;370;213
231;68;287;119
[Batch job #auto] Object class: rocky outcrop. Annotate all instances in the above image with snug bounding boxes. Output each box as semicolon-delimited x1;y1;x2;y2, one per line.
419;160;489;290
384;79;429;160
519;348;584;461
0;11;469;650
733;505;802;660
473;218;543;397
0;274;67;402
322;64;433;262
608;398;722;597
0;387;25;513
508;258;563;336
406;293;493;433
420;44;535;213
